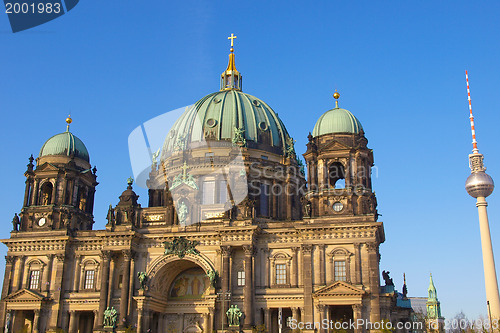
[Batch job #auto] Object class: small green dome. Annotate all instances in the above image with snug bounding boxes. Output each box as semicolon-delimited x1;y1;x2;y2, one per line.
162;90;292;156
312;107;363;137
39;131;90;162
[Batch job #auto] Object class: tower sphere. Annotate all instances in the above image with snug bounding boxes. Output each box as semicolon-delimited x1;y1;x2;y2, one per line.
466;171;494;198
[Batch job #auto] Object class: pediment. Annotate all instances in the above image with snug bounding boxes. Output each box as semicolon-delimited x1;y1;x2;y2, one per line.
313;281;365;297
35;162;61;172
4;289;47;302
318;140;351;153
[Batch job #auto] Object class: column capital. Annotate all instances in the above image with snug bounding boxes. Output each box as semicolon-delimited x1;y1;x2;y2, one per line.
291;247;299;254
55;253;65;262
221;245;232;257
5;256;15;265
352;303;362;311
242;245;255;256
122;249;133;261
301;244;313;254
365;242;379;253
208;307;215;315
99;250;112;261
315;304;325;311
46;254;55;261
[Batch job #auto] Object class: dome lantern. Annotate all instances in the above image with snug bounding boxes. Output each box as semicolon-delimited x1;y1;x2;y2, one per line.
220;33;242;91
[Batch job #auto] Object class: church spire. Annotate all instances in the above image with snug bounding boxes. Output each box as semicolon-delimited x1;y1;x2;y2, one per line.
221;33;242;91
428;273;437;301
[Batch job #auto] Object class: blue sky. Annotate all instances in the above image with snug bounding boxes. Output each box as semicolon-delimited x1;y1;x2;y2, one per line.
1;0;500;319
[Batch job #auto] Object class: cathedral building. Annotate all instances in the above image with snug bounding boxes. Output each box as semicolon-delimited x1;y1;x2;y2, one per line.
1;37;413;333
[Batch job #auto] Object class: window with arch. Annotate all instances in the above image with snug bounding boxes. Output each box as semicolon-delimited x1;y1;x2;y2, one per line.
80;259;99;291
39;182;53;205
26;259;45;291
328;248;352;283
328;162;345;188
271;252;292;286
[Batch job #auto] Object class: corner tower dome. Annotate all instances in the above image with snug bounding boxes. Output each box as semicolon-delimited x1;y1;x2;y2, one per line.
312;92;363;137
39;116;90;162
162;34;293;157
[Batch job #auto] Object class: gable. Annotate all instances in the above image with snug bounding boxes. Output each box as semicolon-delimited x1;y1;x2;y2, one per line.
4;289;48;303
313;281;365;297
318;140;351;153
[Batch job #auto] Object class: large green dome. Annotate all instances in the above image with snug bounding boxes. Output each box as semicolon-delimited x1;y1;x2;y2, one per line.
39;131;90;162
162;90;292;156
312;107;363;137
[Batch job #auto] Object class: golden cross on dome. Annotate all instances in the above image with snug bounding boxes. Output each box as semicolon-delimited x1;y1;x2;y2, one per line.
228;33;237;48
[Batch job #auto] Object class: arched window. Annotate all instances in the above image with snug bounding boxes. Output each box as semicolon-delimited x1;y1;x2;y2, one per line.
329;162;345;188
39;182;53;205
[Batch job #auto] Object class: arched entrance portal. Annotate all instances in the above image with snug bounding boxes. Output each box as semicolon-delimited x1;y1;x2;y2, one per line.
142;255;216;332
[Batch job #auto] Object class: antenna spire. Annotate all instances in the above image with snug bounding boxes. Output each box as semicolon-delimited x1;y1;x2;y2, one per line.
466;71;479;154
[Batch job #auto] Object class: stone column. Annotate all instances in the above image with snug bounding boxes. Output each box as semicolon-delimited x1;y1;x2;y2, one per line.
31;179;40;205
292;307;299;322
2;256;15;298
316;304;326;333
43;254;54;293
203;312;209;332
291;247;299;287
352;304;363;333
33;309;40;333
120;250;131;326
243;245;254;328
366;243;380;323
53;254;67;329
60;177;68;204
93;310;99;330
68;310;78;333
23;180;31;207
221;246;232;327
97;251;111;327
354;242;362;284
302;245;314;323
262;249;271;288
208;307;214;333
16;256;26;291
72;255;82;292
51;179;57;204
264;308;271;332
107;253;116;307
127;252;136;318
137;308;143;333
319;245;325;285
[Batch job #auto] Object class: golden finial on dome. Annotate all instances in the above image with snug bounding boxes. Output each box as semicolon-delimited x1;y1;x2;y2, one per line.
221;33;242;91
333;90;340;108
65;114;72;131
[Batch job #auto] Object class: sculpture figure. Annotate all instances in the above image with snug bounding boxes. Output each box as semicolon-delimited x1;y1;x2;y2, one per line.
226;304;243;326
382;270;394;286
137;271;148;291
12;213;19;232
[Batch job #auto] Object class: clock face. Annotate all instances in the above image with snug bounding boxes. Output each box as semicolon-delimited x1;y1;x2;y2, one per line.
332;202;344;212
38;218;46;227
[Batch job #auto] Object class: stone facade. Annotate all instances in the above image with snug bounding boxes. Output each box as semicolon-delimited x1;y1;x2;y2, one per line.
0;49;412;333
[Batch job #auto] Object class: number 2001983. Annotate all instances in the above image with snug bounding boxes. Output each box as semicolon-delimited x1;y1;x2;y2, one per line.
5;2;61;14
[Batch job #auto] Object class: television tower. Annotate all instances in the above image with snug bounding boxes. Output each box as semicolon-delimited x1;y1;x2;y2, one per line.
464;70;500;319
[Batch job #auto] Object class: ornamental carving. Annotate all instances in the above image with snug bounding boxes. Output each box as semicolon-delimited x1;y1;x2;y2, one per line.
164;237;200;258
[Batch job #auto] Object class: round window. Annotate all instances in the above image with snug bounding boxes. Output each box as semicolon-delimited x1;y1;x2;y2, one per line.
206;118;217;128
332;202;344;212
259;122;268;131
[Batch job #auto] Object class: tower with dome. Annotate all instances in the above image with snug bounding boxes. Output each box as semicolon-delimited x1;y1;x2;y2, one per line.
0;36;414;333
